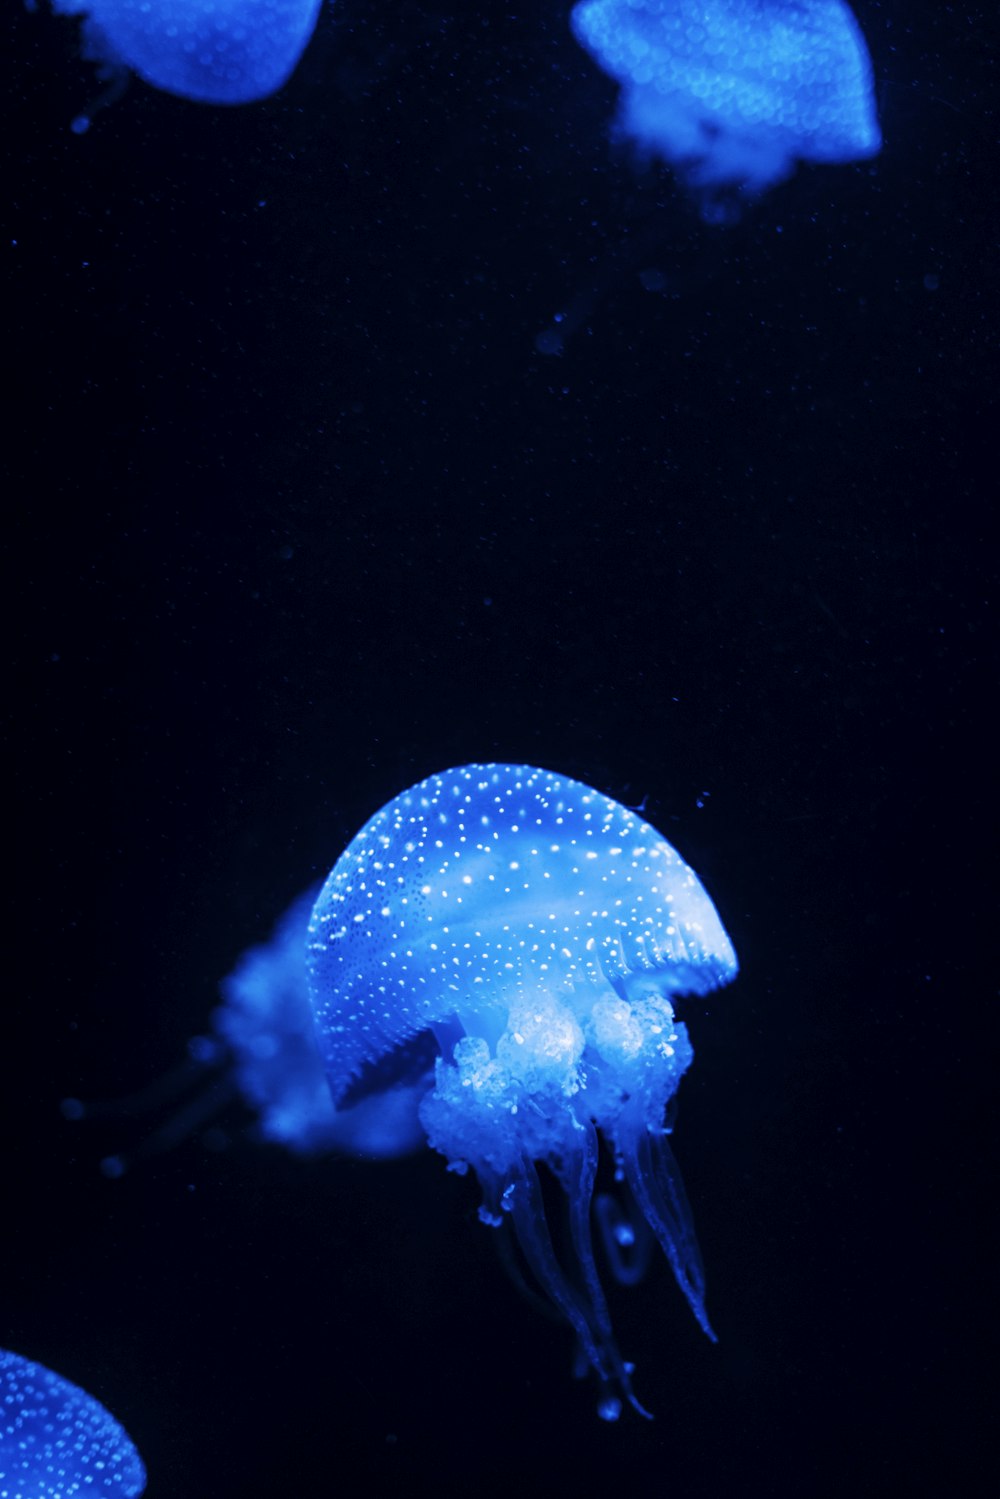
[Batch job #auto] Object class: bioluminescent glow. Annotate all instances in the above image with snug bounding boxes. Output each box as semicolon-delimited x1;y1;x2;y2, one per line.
571;0;881;200
307;763;738;1417
0;1348;146;1498
216;887;427;1159
63;884;426;1168
49;0;324;105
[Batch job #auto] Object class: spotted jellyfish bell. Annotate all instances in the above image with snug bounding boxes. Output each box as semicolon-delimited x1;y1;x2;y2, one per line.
47;0;325;112
570;0;881;206
0;1347;146;1497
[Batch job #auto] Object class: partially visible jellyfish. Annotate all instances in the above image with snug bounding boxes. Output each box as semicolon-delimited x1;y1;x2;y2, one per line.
570;0;881;208
46;0;325;112
215;886;428;1159
0;1348;146;1498
64;885;426;1170
307;763;739;1417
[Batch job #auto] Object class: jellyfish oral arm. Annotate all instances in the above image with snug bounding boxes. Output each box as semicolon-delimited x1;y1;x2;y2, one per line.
418;984;708;1412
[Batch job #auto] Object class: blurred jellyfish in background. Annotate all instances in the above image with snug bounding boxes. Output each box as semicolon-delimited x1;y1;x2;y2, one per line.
570;0;881;207
215;886;428;1159
46;0;325;113
64;885;426;1170
307;763;739;1417
0;1348;146;1498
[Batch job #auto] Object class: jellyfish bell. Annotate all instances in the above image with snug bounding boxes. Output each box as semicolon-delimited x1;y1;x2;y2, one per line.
307;763;739;1416
0;1348;146;1497
46;0;325;112
571;0;881;208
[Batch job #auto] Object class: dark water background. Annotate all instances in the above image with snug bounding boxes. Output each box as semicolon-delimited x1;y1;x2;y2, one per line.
4;3;994;1495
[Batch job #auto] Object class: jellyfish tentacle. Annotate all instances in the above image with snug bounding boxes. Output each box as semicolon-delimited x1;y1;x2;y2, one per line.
564;1117;653;1419
61;1036;226;1122
100;1072;240;1176
622;1114;716;1341
507;1156;624;1396
491;1216;566;1324
565;1117;610;1329
63;1052;239;1177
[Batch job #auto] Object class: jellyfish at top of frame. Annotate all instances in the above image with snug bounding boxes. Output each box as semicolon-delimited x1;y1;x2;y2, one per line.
0;1347;146;1498
307;763;739;1418
47;0;325;108
570;0;881;206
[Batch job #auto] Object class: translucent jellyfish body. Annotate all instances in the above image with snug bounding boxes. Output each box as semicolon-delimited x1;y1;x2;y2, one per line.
65;887;426;1171
571;0;881;201
308;763;738;1415
216;887;428;1159
0;1348;146;1498
48;0;324;106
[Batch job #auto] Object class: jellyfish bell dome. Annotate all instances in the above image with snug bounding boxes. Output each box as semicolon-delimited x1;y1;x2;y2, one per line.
571;0;881;201
0;1348;146;1498
308;763;738;1415
48;0;324;107
307;763;736;1088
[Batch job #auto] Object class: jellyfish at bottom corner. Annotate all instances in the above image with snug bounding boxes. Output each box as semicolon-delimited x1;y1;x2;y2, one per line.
0;1349;146;1498
570;0;881;204
47;0;325;107
306;763;739;1418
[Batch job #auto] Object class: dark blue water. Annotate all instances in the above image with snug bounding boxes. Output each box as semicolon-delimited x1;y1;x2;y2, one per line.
4;4;993;1495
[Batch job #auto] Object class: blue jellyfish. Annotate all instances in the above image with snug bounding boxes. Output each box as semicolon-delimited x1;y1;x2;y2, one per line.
307;763;738;1417
570;0;881;202
47;0;324;106
0;1348;146;1498
64;885;427;1169
215;886;428;1159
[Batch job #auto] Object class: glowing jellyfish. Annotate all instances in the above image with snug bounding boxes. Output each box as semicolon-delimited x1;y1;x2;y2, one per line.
65;885;426;1169
571;0;881;201
216;887;428;1159
0;1348;146;1498
48;0;324;106
307;763;738;1417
